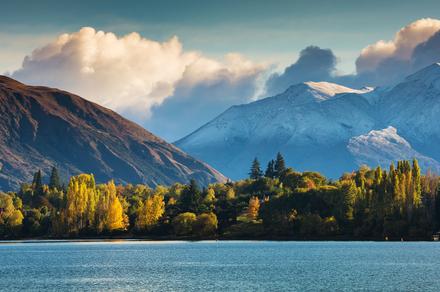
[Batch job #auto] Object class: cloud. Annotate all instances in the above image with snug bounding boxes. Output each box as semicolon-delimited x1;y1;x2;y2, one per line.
354;18;440;85
11;27;265;125
147;66;260;141
264;46;337;95
263;18;440;92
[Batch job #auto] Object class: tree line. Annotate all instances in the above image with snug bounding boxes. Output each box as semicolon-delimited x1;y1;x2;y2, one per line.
1;154;440;240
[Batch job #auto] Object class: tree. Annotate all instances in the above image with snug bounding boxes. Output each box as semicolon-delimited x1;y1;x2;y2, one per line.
135;194;165;231
180;179;201;213
338;181;357;222
265;160;275;178
247;196;260;220
203;188;216;204
274;152;286;178
96;181;126;233
226;188;235;200
193;212;218;236
412;159;422;207
65;174;98;234
32;170;43;195
7;210;24;231
249;158;263;179
49;167;61;190
107;195;125;231
172;212;197;235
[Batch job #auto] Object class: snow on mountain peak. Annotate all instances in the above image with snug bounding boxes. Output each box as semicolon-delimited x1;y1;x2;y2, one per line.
304;81;372;96
348;126;440;172
280;81;373;105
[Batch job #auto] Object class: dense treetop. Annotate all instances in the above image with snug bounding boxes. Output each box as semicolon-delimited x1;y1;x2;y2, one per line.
1;154;439;240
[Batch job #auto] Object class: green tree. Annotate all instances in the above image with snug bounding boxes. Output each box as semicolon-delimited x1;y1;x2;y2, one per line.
274;152;286;178
249;158;263;179
412;159;422;207
265;160;275;178
32;170;43;195
49;167;61;190
180;179;202;213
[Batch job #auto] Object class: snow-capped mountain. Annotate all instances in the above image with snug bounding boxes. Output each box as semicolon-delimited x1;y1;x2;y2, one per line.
175;63;440;179
348;127;440;173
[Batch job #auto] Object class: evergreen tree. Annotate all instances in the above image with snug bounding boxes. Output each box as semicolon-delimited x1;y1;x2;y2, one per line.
180;179;202;213
249;158;263;179
265;160;275;178
274;152;286;178
49;167;61;190
32;170;43;196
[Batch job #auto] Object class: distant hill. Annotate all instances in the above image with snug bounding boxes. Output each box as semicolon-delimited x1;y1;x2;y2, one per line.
0;76;226;190
176;64;440;179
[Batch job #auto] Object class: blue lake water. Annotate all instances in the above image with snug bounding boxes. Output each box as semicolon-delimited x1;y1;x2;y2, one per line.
1;240;440;291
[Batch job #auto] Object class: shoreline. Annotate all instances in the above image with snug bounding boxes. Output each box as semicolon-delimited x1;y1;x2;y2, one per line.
0;235;435;243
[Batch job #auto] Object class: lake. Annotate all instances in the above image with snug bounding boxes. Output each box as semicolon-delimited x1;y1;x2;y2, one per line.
1;240;440;291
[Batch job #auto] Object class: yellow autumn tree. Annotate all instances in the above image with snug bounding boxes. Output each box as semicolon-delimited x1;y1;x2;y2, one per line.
66;174;98;234
247;196;260;220
135;193;165;231
96;181;127;233
204;188;216;204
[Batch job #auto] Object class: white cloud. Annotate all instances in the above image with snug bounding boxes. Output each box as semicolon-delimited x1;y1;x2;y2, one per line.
12;27;265;119
356;18;440;74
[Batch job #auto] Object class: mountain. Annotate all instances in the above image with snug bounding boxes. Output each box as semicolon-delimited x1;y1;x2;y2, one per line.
377;63;440;160
0;76;226;190
176;63;440;179
347;127;440;172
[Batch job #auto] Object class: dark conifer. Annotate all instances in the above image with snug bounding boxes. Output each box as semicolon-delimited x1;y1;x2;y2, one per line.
274;152;286;178
49;167;61;190
249;158;263;179
265;160;275;178
32;170;43;196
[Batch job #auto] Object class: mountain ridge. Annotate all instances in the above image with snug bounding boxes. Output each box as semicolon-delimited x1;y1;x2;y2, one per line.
176;63;440;179
0;75;226;190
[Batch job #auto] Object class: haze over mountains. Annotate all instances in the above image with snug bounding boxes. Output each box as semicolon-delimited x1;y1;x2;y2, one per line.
0;76;226;190
176;63;440;179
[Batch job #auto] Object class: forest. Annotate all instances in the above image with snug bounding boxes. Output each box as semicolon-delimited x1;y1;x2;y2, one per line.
1;153;439;240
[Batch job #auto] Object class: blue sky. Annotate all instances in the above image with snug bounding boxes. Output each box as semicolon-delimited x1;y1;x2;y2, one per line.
2;0;440;141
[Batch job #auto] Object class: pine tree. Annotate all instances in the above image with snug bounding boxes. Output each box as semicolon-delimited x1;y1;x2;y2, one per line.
249;158;263;179
49;167;61;190
274;152;286;178
180;179;202;213
32;170;43;196
265;160;275;178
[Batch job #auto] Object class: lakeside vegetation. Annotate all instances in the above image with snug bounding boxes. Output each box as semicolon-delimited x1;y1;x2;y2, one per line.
1;153;439;240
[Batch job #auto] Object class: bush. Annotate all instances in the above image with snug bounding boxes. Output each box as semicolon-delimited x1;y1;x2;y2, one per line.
172;212;197;236
193;212;218;237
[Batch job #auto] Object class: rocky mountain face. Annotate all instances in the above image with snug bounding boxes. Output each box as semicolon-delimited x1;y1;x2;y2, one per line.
176;64;440;179
0;76;226;190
